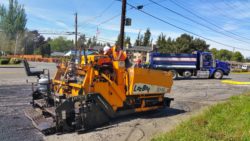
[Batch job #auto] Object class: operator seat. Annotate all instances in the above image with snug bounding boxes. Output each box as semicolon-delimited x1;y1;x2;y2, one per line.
23;59;44;78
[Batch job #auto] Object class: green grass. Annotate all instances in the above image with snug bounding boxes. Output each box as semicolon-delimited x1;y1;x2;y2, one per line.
153;92;250;141
231;72;250;74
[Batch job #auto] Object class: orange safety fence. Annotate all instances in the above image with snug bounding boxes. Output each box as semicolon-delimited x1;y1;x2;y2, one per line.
7;55;60;63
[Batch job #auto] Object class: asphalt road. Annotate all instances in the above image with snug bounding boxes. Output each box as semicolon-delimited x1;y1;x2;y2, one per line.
0;62;250;141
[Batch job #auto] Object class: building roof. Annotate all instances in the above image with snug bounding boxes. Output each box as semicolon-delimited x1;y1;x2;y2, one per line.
64;50;97;56
51;52;65;57
88;46;154;52
125;46;153;52
89;46;104;51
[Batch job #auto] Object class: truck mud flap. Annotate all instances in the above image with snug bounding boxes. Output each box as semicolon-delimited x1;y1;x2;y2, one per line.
24;107;56;135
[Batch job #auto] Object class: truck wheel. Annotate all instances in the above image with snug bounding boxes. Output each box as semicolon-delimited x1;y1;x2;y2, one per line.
183;70;192;79
170;70;178;80
214;70;223;79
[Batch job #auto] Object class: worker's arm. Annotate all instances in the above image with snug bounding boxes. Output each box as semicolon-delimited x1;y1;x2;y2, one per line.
116;50;122;61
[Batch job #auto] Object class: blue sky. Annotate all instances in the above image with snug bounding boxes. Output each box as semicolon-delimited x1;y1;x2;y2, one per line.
1;0;250;57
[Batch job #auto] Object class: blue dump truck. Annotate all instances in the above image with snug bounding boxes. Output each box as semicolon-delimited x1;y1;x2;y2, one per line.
149;51;230;79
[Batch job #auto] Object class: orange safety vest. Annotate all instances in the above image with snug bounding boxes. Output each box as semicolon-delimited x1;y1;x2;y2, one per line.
111;46;127;61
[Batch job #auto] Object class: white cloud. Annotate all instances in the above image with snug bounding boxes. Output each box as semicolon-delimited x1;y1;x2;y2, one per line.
55;21;72;30
198;1;250;20
97;23;181;38
205;36;250;57
24;6;76;30
222;22;238;31
0;0;8;6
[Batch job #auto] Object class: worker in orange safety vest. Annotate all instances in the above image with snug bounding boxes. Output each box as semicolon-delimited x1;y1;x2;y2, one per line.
103;45;127;61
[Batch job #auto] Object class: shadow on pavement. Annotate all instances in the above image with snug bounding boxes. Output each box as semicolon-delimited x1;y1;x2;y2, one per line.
81;107;186;133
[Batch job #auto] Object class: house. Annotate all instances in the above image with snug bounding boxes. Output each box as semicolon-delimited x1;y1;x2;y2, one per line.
81;45;156;64
125;46;154;63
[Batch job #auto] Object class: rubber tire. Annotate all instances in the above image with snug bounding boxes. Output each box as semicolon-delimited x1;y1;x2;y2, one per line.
170;70;178;80
183;70;192;79
213;70;223;79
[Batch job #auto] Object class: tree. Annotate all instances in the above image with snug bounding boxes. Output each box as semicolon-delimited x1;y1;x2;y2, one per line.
190;38;209;52
134;31;143;46
77;34;86;49
210;48;218;59
175;34;193;53
217;49;233;61
246;57;250;62
86;38;92;48
210;48;244;62
0;0;27;54
0;32;14;54
232;51;244;62
115;34;131;48
156;33;177;53
125;36;131;47
22;30;47;55
156;33;166;52
174;34;209;53
92;36;97;46
115;34;121;46
156;33;210;53
0;0;27;39
35;42;51;57
49;36;73;52
142;28;151;46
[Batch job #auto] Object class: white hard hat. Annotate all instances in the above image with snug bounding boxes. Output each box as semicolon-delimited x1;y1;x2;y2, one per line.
103;46;110;54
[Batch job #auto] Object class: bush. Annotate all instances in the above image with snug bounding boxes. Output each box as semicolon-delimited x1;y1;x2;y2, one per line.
9;58;21;64
231;69;242;72
231;68;249;73
0;58;10;64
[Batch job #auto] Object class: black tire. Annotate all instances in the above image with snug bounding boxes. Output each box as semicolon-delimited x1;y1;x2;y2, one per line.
170;70;178;80
183;70;192;79
213;70;223;79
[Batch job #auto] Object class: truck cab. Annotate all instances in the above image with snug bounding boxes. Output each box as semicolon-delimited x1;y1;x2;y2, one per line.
198;52;230;79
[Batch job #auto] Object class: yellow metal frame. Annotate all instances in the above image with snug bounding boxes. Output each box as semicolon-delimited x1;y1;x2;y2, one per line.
52;54;173;112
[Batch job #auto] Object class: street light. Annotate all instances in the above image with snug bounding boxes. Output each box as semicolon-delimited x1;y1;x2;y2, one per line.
136;5;144;10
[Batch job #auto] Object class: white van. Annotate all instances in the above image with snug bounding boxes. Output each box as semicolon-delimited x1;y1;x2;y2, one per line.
242;65;248;70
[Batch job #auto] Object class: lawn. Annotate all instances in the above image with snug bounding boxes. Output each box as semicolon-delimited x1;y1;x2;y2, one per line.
153;92;250;141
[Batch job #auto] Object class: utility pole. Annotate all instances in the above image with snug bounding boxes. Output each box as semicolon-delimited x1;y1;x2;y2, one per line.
119;0;126;50
75;12;78;60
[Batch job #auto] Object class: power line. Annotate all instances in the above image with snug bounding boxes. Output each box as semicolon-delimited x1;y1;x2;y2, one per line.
222;0;249;19
29;30;116;44
97;13;121;26
149;0;250;45
202;0;250;38
79;0;116;27
79;0;166;32
169;0;250;42
125;2;250;52
238;0;250;10
205;0;242;21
